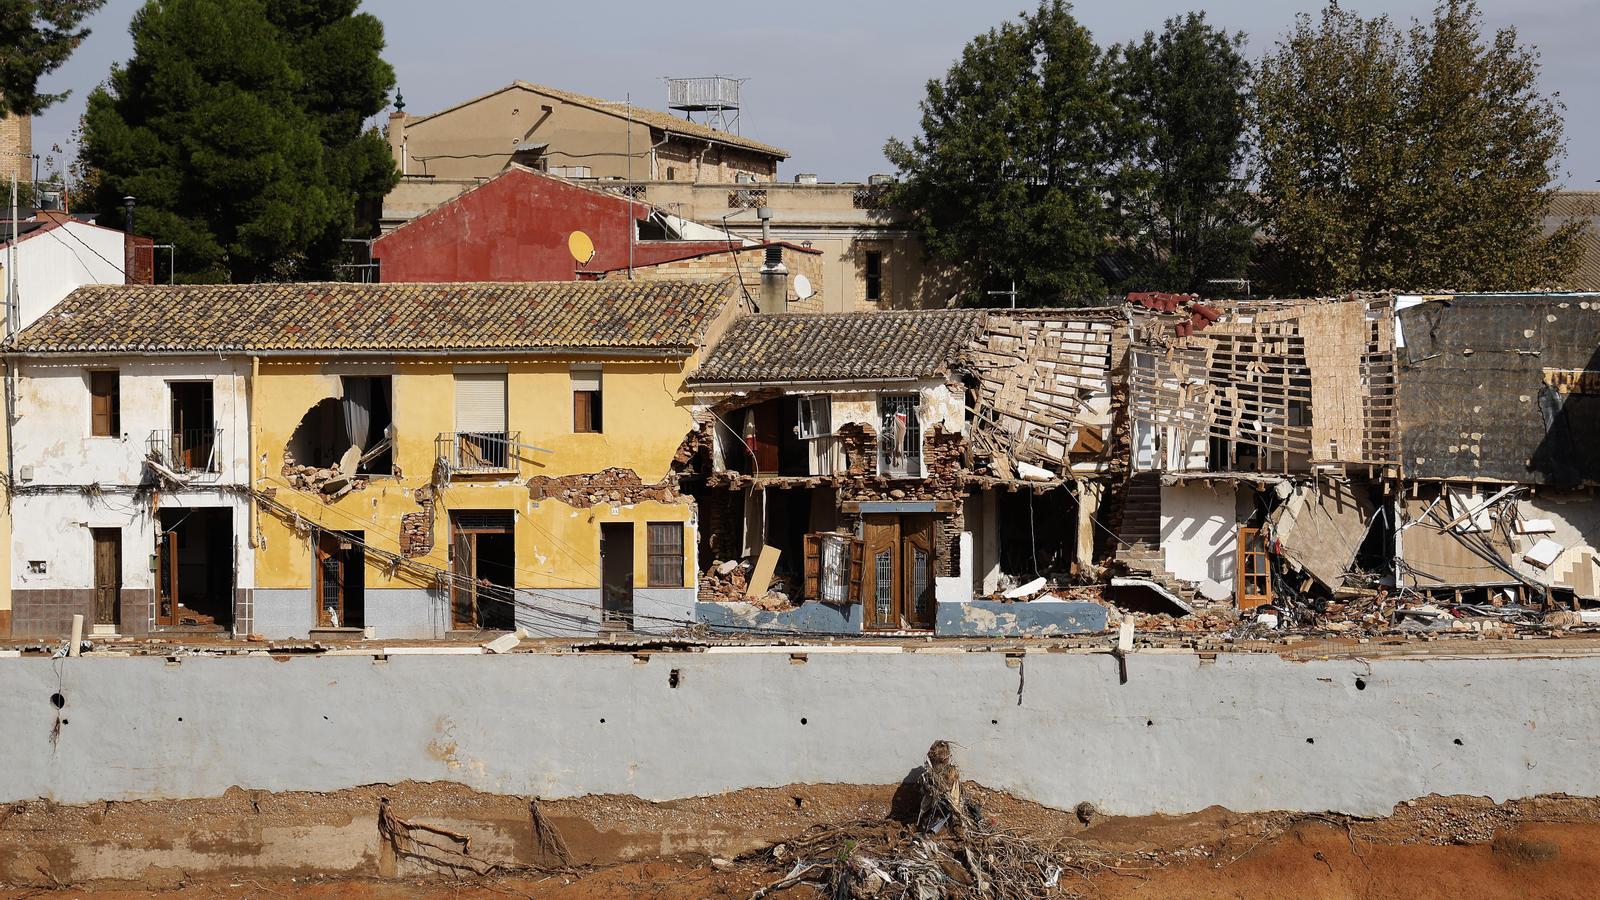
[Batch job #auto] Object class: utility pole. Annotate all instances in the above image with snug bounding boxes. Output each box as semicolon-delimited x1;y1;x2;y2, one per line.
986;279;1017;309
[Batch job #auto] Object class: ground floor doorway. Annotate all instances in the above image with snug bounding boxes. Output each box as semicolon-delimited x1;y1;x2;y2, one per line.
91;528;121;627
156;507;234;629
316;531;365;628
450;511;515;630
600;522;634;627
862;514;936;631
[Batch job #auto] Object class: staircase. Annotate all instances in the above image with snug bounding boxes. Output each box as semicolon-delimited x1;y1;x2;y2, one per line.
1106;472;1203;607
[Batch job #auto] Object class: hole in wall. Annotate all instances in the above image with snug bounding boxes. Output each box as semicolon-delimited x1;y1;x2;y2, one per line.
60;718;68;725
1355;678;1367;691
1453;738;1463;746
669;669;681;689
1146;720;1154;727
1306;737;1315;744
991;719;999;725
800;717;808;725
792;796;804;810
49;693;64;709
177;717;183;722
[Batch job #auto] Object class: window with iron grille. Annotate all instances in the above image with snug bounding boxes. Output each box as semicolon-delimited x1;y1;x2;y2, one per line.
647;522;684;588
874;550;893;621
864;250;883;301
878;394;921;476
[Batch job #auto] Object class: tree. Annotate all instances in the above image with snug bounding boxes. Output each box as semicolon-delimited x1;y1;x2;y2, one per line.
1110;13;1254;293
0;0;105;117
885;1;1121;305
81;0;397;282
1254;0;1581;294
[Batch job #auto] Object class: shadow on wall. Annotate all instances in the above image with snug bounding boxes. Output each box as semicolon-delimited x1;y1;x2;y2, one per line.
1531;344;1600;488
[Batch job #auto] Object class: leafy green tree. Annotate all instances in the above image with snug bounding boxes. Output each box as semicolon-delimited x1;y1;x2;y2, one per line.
885;0;1121;305
1111;13;1254;293
1254;0;1581;294
81;0;397;282
0;0;105;116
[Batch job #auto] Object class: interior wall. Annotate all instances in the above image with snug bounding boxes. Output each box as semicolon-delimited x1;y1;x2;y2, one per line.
1159;482;1239;585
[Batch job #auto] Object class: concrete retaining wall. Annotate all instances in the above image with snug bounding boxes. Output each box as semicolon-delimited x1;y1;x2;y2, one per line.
4;650;1599;817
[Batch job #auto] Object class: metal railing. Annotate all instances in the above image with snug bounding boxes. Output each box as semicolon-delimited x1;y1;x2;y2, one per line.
436;431;518;472
147;428;220;474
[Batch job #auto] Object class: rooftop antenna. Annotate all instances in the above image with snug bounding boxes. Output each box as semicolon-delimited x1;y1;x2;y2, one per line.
987;280;1018;309
665;76;744;134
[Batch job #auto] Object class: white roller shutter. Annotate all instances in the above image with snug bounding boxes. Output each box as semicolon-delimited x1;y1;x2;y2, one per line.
454;373;507;433
570;364;602;392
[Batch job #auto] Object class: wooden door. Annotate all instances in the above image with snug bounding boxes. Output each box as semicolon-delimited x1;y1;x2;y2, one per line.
900;515;936;629
600;523;634;625
450;525;476;628
317;533;345;628
1236;527;1272;610
862;515;902;630
157;530;179;626
863;515;938;631
91;528;120;626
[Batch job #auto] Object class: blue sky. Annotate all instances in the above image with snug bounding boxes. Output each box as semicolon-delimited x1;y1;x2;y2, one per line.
29;0;1600;187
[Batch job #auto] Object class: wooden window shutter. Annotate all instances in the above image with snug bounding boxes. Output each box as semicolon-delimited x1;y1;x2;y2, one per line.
803;533;821;600
90;371;119;437
847;537;864;604
454;373;507;433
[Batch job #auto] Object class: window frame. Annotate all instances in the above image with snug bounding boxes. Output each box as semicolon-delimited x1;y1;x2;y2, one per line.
645;521;685;588
572;364;604;434
89;369;120;438
864;249;883;301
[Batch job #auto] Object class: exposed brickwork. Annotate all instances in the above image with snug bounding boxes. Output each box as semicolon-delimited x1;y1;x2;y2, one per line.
528;468;683;508
400;485;434;558
0;110;30;183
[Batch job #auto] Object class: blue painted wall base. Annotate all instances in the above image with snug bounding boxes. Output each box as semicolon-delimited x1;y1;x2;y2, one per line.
696;601;863;635
935;600;1109;636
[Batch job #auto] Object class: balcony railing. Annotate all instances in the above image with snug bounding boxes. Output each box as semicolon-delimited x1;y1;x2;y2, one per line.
147;428;220;474
437;431;518;473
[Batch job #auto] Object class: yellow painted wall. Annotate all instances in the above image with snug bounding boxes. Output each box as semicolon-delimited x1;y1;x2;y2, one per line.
252;356;700;595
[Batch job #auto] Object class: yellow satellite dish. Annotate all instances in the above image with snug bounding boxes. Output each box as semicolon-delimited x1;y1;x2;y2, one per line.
568;230;595;264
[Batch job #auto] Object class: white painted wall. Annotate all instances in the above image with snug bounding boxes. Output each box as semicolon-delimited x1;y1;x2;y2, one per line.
10;356;253;593
14;357;251;487
2;221;129;333
1159;482;1239;584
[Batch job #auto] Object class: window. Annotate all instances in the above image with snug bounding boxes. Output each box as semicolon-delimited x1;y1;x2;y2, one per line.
878;394;921;476
796;395;832;439
864;250;883;302
666;166;676;181
89;370;120;437
572;365;603;433
647;522;684;588
453;372;509;468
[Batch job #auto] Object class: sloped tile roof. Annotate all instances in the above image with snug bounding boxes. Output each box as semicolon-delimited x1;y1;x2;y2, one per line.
1547;191;1600;291
11;279;734;355
687;310;985;386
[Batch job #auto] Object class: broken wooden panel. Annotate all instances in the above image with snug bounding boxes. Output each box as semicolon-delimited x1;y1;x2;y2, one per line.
1127;296;1399;474
1272;481;1375;590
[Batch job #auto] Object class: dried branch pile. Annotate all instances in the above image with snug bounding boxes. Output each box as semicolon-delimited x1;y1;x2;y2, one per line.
748;741;1086;899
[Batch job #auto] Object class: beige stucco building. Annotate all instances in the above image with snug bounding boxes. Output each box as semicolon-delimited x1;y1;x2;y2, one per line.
386;81;786;184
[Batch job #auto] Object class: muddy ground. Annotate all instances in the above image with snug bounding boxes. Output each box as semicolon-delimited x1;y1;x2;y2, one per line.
3;783;1598;898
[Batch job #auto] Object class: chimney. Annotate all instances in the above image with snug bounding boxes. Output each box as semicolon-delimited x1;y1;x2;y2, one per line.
756;206;786;314
122;195;135;233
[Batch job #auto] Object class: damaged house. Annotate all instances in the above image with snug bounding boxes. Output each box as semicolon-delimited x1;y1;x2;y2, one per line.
682;307;1120;636
7;278;743;639
1119;292;1399;614
1390;293;1600;611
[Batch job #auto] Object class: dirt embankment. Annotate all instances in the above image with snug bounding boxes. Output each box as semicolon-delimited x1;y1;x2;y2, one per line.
3;784;1600;898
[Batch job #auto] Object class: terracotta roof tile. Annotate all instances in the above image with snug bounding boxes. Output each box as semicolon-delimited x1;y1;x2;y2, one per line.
12;279;734;355
687;310;985;386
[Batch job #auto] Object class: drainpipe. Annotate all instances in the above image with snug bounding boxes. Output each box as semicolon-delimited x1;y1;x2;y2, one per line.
756;206;786;314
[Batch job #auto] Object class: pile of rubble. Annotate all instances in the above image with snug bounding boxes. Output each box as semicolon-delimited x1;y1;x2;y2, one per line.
698;558;798;610
281;452;368;500
527;467;680;508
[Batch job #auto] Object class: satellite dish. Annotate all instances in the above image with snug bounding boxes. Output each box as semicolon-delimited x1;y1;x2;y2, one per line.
568;230;595;265
793;274;814;300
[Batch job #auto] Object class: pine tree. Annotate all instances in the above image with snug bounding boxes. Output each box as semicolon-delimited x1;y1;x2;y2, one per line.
1111;13;1254;293
81;0;397;282
885;1;1121;305
1254;1;1581;294
0;0;105;116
